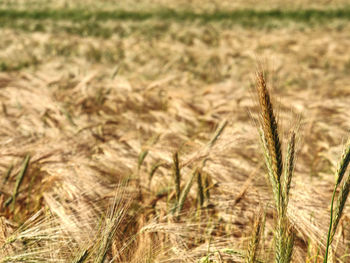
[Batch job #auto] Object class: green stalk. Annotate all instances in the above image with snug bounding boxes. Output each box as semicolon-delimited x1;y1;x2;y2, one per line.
324;186;337;263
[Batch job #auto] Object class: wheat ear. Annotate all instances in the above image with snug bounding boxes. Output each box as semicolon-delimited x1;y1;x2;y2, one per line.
173;152;181;203
283;131;296;208
256;71;294;263
197;170;204;208
245;212;263;263
257;71;283;185
176;169;198;216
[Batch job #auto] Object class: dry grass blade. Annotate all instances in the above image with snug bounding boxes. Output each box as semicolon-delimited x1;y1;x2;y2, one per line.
0;218;11;258
0;210;75;263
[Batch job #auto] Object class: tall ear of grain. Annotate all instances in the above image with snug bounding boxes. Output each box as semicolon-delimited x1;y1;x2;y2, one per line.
245;212;263;263
332;139;350;241
256;71;283;184
335;139;350;186
256;71;294;263
94;187;130;263
259;128;279;205
331;176;350;242
197;170;204;208
283;131;296;207
173;152;181;203
176;169;198;216
285;227;295;263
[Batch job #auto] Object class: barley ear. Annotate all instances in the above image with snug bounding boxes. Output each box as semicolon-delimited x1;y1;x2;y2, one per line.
203;172;211;201
208;119;228;148
274;220;285;263
245;212;263;263
176;169;198;216
7;154;30;210
256;71;283;184
173;152;181;202
259;128;279;206
138;150;149;171
335;139;350;186
149;161;164;188
3;164;13;184
285;228;295;263
336;139;350;186
283;131;296;208
330;174;350;243
197;170;204;208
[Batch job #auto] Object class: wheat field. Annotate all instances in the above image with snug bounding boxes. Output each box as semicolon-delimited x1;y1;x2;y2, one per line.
0;1;350;262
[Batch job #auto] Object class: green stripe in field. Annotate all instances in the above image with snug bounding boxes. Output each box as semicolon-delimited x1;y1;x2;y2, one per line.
0;8;350;23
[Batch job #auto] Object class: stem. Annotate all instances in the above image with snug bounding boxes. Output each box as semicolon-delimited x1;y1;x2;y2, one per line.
324;186;337;263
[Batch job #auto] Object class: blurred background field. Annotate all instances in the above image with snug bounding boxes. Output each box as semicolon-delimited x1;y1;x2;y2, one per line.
0;1;350;262
1;0;350;10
